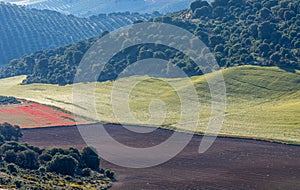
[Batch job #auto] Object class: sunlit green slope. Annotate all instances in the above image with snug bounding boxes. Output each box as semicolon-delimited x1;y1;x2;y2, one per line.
0;66;299;143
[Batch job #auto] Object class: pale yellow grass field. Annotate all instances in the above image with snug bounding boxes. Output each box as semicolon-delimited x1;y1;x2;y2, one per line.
0;66;299;143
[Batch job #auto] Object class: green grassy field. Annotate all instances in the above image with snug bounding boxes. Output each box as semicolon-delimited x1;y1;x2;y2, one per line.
0;65;299;143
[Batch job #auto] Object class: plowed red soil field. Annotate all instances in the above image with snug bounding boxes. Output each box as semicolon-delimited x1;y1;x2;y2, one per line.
0;101;89;128
21;124;300;190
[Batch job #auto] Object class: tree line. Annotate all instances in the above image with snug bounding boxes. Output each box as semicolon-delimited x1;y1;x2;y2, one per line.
0;96;21;105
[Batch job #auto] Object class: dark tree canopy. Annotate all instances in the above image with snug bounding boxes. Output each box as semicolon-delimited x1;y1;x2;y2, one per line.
0;123;113;189
47;154;78;175
0;0;299;86
190;0;210;12
17;150;39;169
0;123;22;141
81;147;100;170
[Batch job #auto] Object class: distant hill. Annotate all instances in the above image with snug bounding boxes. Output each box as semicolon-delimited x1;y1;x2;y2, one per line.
0;35;98;84
4;0;196;17
0;32;203;85
1;0;299;85
0;2;158;65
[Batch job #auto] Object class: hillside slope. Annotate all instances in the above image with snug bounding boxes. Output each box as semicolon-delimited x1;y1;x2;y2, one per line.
5;0;196;16
1;0;299;85
0;2;157;65
0;66;299;143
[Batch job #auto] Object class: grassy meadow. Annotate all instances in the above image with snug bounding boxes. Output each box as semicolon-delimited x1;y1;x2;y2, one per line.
0;65;299;143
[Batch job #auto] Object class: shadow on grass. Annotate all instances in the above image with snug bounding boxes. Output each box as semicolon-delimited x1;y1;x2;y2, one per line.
278;65;298;73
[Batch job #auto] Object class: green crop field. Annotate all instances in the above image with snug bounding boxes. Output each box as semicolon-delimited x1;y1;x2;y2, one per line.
0;65;299;144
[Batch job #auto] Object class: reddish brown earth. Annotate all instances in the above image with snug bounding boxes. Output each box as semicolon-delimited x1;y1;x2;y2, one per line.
21;124;300;190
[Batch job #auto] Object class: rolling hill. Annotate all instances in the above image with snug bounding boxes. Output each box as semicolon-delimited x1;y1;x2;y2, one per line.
0;2;158;65
4;0;196;17
0;0;299;143
0;66;299;143
1;0;299;85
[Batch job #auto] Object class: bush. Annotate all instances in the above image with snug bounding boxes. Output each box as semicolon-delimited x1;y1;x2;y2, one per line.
47;148;68;156
0;123;22;141
82;168;91;177
47;154;78;175
68;147;81;161
81;147;100;170
0;140;113;188
4;150;17;164
17;150;39;169
64;175;73;181
39;153;52;163
105;170;115;180
194;6;211;18
26;144;42;154
14;180;22;188
7;163;18;173
190;0;210;12
38;166;46;173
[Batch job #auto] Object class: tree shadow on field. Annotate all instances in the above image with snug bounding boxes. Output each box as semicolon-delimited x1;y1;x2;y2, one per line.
278;65;298;73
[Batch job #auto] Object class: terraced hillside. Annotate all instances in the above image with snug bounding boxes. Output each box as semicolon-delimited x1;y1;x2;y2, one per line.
0;66;299;143
6;0;196;16
0;2;157;65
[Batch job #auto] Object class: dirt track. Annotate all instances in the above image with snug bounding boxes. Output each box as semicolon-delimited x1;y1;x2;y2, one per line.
21;124;300;190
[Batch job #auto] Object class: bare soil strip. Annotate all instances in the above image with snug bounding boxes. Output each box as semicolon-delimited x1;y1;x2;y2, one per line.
21;124;300;190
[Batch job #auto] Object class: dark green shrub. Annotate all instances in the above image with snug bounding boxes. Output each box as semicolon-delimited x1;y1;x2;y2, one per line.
0;123;22;141
47;154;78;175
0;142;25;154
82;168;91;177
70;153;80;161
105;170;115;180
39;153;52;163
64;175;73;181
17;150;39;169
190;0;210;12
26;144;42;154
81;147;100;170
194;6;212;18
4;150;17;163
38;166;46;173
14;180;22;188
7;163;18;173
47;148;69;156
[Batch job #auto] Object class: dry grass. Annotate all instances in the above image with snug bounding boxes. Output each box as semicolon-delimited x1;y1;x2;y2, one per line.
0;66;299;143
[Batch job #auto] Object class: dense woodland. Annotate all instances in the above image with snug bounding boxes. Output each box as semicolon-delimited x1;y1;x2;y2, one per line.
0;123;114;189
0;2;158;65
0;36;98;85
0;0;299;85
